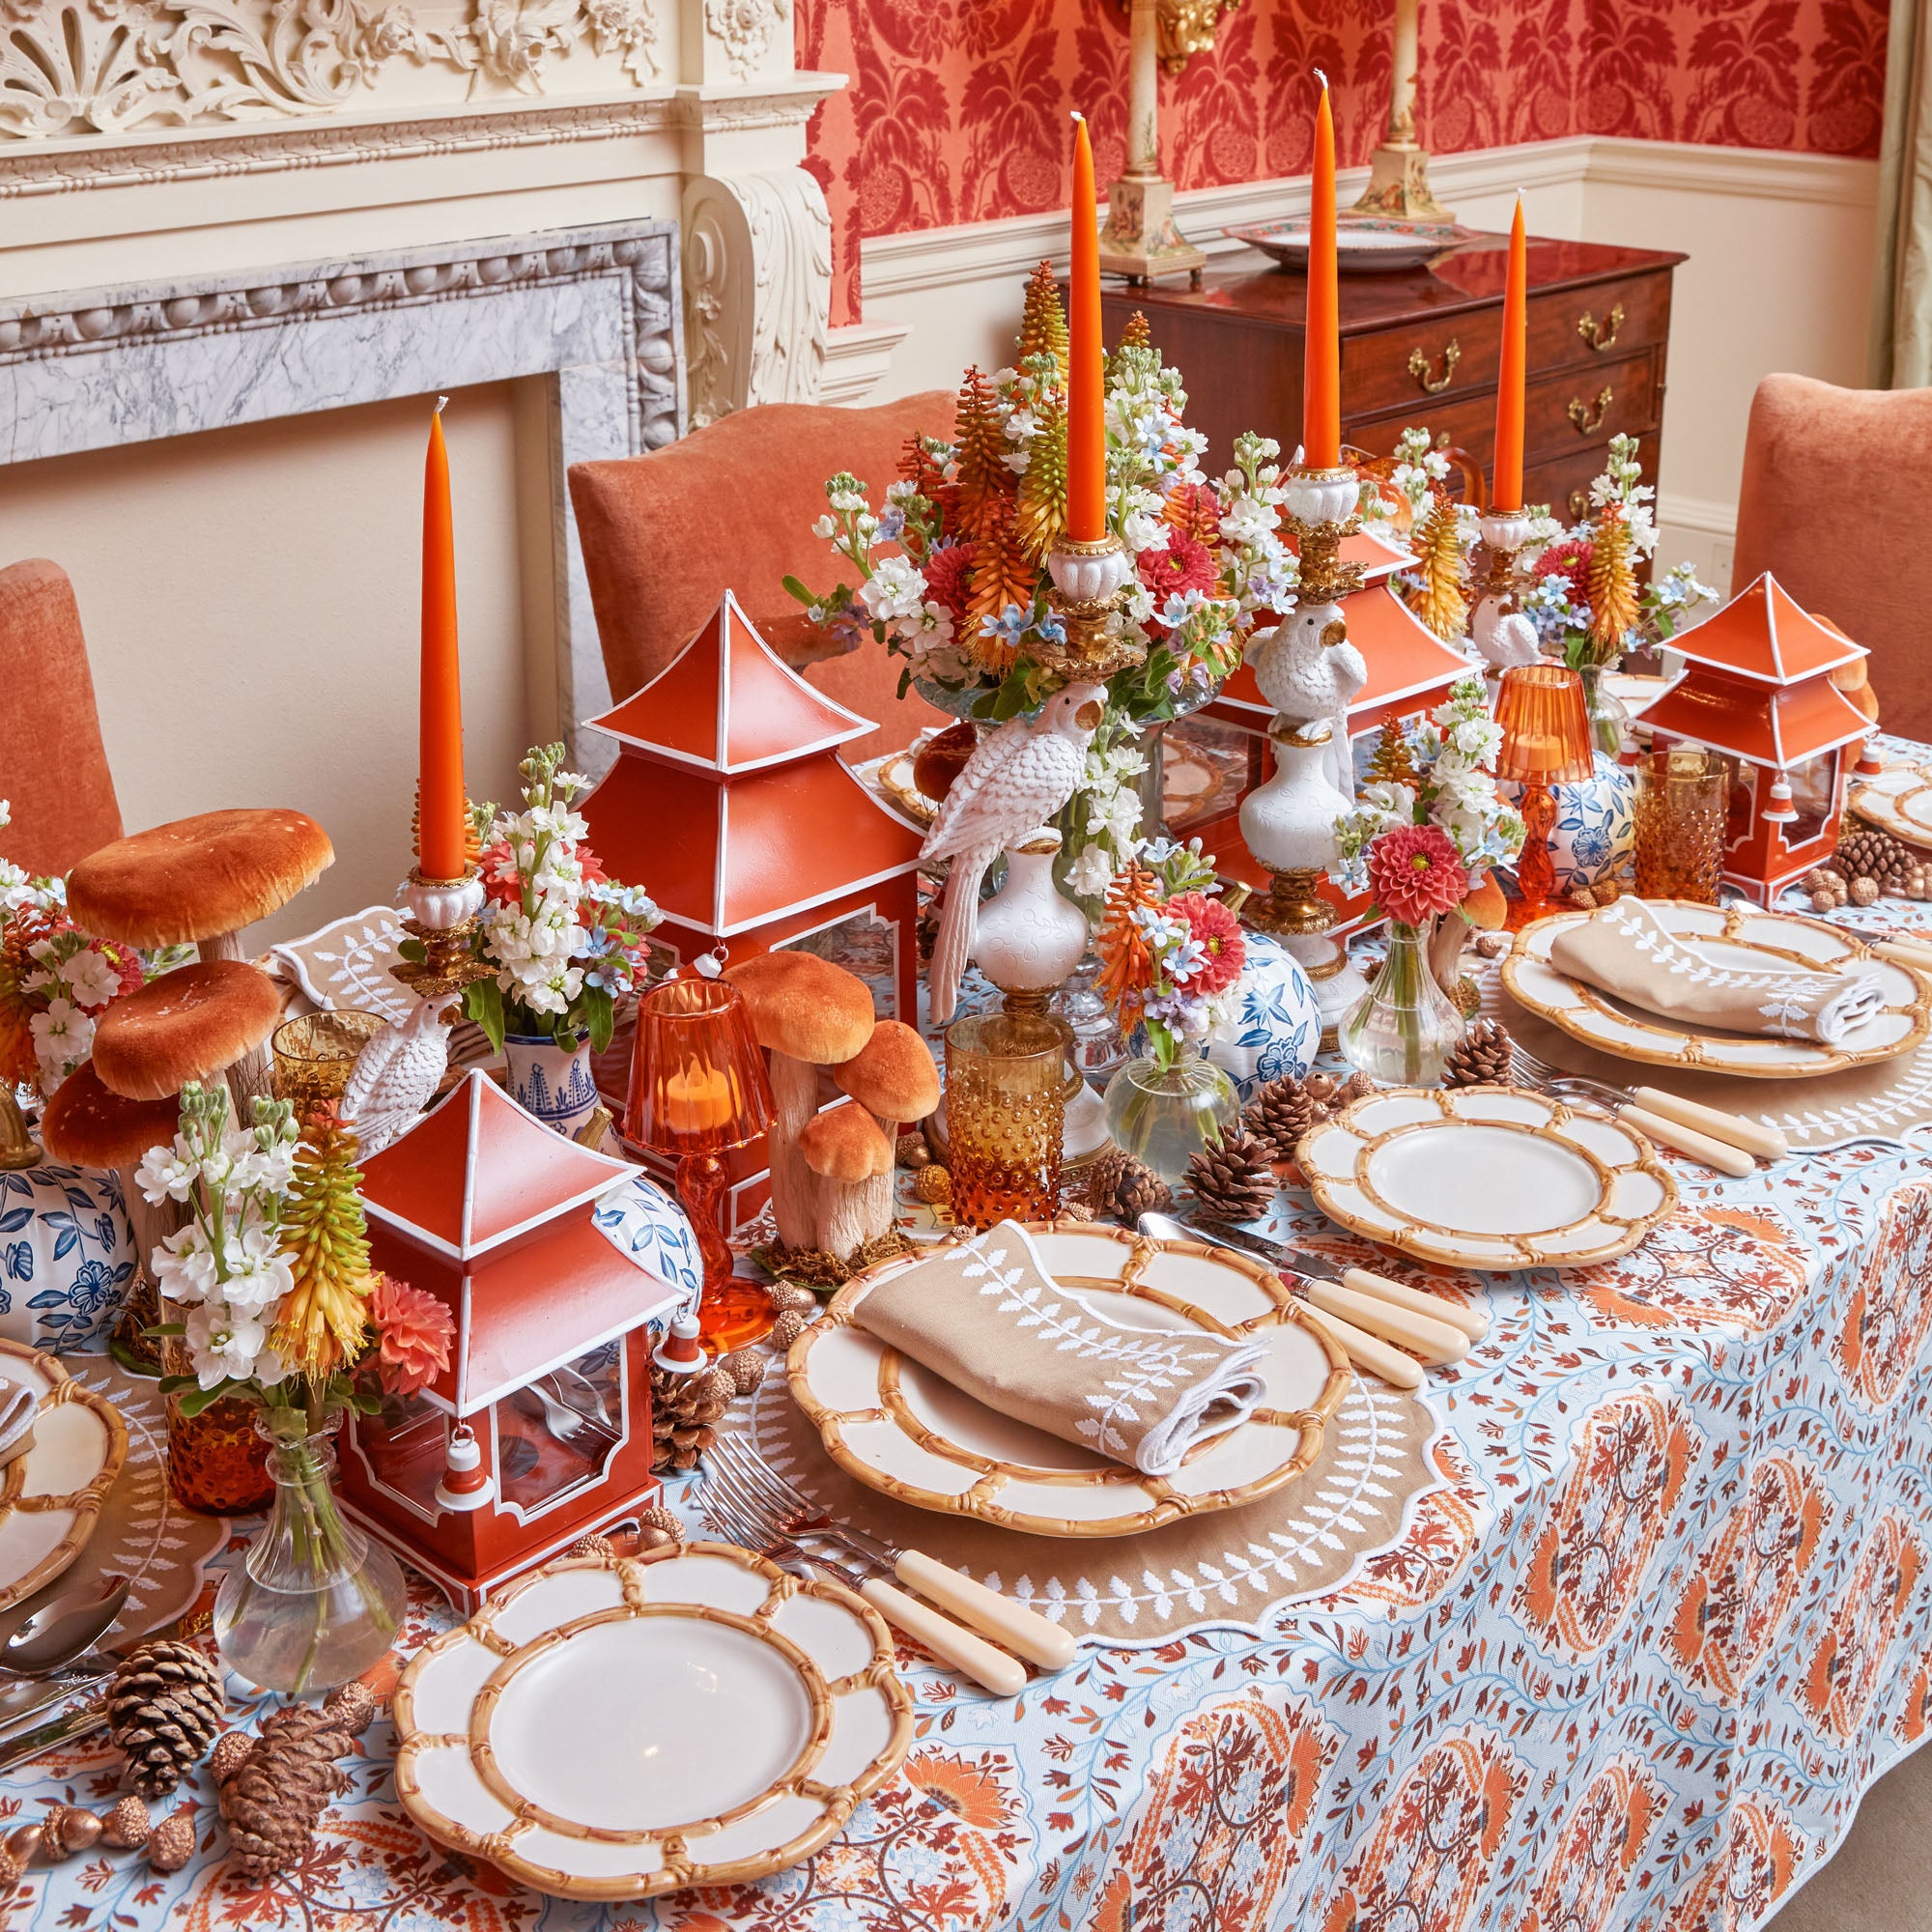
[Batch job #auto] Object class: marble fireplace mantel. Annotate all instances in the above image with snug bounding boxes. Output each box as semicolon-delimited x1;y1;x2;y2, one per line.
0;221;681;764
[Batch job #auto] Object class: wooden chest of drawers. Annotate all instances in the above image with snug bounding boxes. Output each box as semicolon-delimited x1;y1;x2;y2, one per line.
1098;235;1684;518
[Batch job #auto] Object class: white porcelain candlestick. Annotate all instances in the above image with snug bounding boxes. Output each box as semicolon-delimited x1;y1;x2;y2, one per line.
1040;534;1143;681
1468;508;1540;678
973;830;1091;1010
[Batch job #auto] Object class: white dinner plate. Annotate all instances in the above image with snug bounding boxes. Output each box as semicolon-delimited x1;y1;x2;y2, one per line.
394;1545;912;1902
1227;215;1477;272
1299;1087;1678;1272
0;1340;128;1614
1849;760;1932;851
1499;900;1930;1078
787;1223;1350;1537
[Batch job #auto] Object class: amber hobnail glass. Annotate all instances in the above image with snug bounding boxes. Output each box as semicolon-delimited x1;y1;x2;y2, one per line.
1494;664;1593;929
943;1009;1071;1231
162;1340;272;1515
1633;749;1728;903
630;977;777;1351
270;1010;386;1120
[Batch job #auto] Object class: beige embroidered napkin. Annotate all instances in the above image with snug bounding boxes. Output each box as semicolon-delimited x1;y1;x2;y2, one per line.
0;1382;35;1469
853;1221;1269;1478
1548;899;1886;1046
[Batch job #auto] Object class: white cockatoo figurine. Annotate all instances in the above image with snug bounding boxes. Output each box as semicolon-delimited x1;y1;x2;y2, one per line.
1250;605;1369;796
341;1000;452;1154
1468;591;1542;674
921;681;1108;1027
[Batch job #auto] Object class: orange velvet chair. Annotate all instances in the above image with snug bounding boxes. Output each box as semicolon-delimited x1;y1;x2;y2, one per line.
569;392;957;762
0;559;122;880
1732;375;1932;744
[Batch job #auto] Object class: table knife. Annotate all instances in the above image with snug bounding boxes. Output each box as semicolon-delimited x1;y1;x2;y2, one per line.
0;1665;112;1739
0;1698;106;1776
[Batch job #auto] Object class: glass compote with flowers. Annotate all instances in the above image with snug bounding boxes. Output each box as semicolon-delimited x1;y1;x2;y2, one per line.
138;1084;454;1692
1092;838;1248;1180
455;742;663;1136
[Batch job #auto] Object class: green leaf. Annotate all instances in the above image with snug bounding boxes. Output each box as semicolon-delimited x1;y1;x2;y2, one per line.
396;935;427;965
781;574;820;609
172;1377;242;1417
580;983;615;1056
464;976;507;1054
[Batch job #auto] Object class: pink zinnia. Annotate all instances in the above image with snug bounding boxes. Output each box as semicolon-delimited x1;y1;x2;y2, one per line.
1167;891;1245;995
1367;824;1469;928
369;1272;455;1396
1138;531;1220;612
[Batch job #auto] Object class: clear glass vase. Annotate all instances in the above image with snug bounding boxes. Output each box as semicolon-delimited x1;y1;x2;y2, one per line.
1102;1053;1241;1185
1339;920;1467;1087
213;1424;408;1695
1578;661;1634;761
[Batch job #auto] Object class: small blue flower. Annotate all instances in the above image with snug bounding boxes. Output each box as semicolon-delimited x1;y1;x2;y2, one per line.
875;505;906;543
979;604;1032;649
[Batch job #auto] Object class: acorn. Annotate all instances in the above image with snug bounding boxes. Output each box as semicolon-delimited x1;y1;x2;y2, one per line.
5;1824;43;1866
101;1795;153;1850
146;1807;194;1874
41;1806;102;1861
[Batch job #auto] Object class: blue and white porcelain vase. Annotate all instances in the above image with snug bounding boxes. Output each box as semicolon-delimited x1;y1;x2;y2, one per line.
503;1033;602;1138
0;1160;136;1352
1205;929;1322;1104
1502;753;1635;894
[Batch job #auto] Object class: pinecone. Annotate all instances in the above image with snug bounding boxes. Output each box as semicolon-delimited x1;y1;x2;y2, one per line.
1184;1129;1277;1223
1245;1077;1321;1162
649;1361;731;1473
219;1696;364;1883
0;1847;20;1894
209;1733;254;1789
146;1806;196;1875
1443;1017;1514;1090
1834;824;1907;885
107;1640;224;1798
1112;1156;1173;1224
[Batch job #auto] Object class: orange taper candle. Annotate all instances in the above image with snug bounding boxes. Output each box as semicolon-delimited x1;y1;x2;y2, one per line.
1066;111;1107;542
418;397;467;881
1492;197;1528;512
1301;72;1341;469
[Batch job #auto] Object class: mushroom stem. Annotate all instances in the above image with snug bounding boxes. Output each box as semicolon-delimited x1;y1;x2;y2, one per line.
818;1176;875;1264
850;1110;899;1251
764;1050;823;1250
196;931;243;965
116;1162;182;1301
190;930;273;1110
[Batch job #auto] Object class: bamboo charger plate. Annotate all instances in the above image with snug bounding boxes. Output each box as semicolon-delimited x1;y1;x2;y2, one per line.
786;1222;1350;1537
393;1545;913;1901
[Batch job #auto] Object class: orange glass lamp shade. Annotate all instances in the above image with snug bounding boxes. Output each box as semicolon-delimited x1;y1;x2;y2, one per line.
629;977;776;1350
1494;664;1593;930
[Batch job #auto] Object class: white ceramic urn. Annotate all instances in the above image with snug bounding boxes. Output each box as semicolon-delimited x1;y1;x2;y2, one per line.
972;830;1091;994
1238;727;1352;877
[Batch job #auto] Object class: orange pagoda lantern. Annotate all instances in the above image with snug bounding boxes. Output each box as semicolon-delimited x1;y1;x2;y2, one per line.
579;591;924;1230
1201;574;1474;929
1638;572;1871;904
339;1071;693;1610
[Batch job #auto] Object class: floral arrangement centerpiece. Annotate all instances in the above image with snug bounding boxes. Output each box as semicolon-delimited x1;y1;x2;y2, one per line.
1091;838;1249;1179
1333;677;1526;1081
455;746;662;1123
138;1085;453;1691
791;265;1294;899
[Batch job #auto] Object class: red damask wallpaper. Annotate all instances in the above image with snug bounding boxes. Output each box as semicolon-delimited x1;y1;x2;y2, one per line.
796;0;1890;326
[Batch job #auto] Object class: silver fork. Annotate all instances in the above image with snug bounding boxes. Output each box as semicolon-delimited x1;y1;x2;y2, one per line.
701;1467;1025;1694
1505;1041;1784;1174
708;1435;1076;1669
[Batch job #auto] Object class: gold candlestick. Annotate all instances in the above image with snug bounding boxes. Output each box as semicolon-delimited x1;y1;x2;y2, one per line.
390;867;496;1002
1039;532;1145;681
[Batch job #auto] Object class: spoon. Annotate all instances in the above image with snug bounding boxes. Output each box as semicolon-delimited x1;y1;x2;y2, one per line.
1;1573;128;1677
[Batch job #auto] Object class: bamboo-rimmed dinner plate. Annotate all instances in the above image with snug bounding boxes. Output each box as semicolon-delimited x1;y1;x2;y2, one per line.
1499;900;1930;1077
0;1339;128;1614
1849;760;1932;851
1299;1087;1678;1272
394;1545;912;1903
787;1222;1350;1538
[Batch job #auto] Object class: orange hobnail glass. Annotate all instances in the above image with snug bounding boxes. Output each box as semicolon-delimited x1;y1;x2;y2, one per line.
1494;664;1593;928
163;1338;273;1515
629;977;777;1350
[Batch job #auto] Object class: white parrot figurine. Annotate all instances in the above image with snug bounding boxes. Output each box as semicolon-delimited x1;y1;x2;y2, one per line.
1468;592;1542;674
341;1000;452;1155
921;681;1108;1027
1250;605;1369;795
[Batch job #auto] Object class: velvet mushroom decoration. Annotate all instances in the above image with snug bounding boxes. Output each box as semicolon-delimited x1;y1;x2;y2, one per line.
833;1019;939;1251
723;952;876;1252
68;810;332;1103
91;962;282;1123
38;1063;183;1309
798;1103;895;1264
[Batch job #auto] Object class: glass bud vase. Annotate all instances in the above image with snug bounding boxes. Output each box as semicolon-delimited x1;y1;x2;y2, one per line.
213;1425;408;1695
1339;920;1468;1087
1102;1053;1241;1185
1578;662;1635;761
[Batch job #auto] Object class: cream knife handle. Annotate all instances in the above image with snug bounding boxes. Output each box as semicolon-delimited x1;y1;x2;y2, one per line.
860;1578;1027;1696
895;1549;1077;1670
1337;1266;1489;1341
1628;1087;1787;1160
1301;1278;1468;1364
1298;1303;1425;1390
1618;1104;1754;1178
1875;939;1932;974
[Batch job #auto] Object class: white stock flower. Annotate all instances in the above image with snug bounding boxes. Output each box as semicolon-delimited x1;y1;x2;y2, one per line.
30;999;92;1082
185;1301;270;1390
155;1225;219;1306
135;1139;199;1206
1065;843;1115;897
217;1228;295;1317
860;555;929;626
57;946;120;1009
1121;508;1170;555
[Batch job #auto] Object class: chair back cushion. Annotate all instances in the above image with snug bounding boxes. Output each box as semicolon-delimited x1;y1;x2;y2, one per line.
1732;375;1932;742
0;559;122;881
570;393;958;759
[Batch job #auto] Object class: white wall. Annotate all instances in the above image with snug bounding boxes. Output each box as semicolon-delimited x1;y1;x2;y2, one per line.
857;136;1882;602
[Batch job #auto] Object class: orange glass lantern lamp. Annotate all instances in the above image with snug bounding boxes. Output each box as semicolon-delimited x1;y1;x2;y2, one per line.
629;975;776;1351
1494;664;1593;929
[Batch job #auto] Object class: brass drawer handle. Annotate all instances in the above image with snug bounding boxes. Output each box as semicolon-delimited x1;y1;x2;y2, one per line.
1407;338;1462;394
1567;488;1588;521
1568;385;1613;435
1577;301;1625;353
